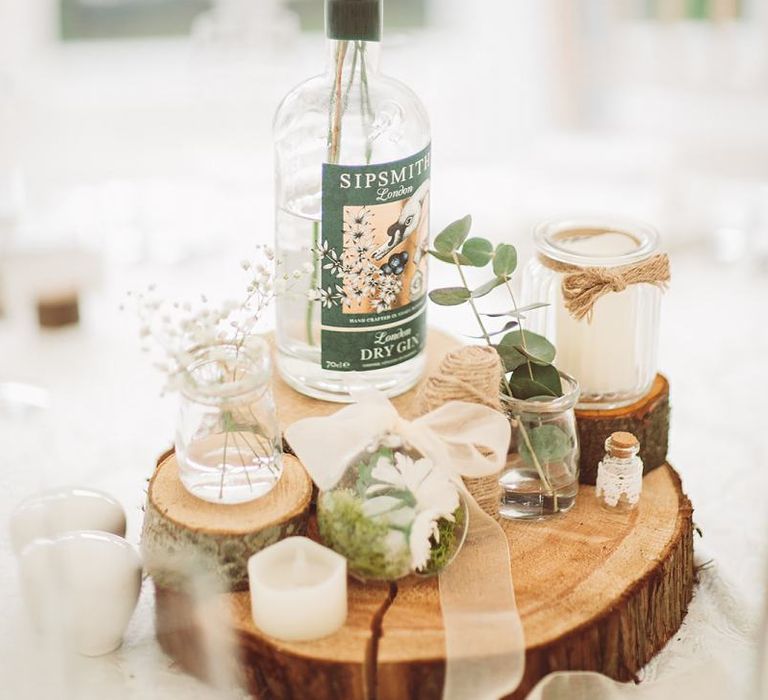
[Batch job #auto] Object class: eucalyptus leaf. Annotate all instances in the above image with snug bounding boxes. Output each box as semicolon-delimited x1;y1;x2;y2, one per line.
429;287;471;306
471;276;508;299
429;249;473;266
512;345;556;367
493;243;518;277
434;215;472;254
498;330;556;366
481;302;550;318
520;425;572;467
494;343;527;372
461;237;494;267
509;362;563;398
465;320;518;340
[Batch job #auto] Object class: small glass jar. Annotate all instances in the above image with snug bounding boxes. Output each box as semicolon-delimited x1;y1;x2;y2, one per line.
596;432;643;511
175;340;283;505
499;373;580;520
521;217;662;409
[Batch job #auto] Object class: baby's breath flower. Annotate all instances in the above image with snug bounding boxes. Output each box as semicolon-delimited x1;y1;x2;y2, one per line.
129;246;284;394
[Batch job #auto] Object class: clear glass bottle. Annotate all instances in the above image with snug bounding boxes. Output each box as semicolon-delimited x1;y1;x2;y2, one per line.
175;340;283;505
274;0;431;402
521;217;663;410
595;432;643;511
499;372;581;520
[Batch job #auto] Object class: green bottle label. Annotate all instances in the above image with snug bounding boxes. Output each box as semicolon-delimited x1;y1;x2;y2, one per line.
320;144;431;372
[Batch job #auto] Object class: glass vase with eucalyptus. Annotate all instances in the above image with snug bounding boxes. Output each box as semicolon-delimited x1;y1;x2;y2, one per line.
427;215;580;519
274;0;431;402
175;340;283;505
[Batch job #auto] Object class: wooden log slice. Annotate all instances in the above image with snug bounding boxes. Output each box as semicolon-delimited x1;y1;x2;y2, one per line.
142;453;312;592
153;463;694;699
576;375;670;486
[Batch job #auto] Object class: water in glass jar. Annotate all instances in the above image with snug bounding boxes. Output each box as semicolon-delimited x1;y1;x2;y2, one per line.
180;432;283;505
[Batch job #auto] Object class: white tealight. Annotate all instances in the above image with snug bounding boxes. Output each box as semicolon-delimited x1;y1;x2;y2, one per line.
248;537;347;642
19;531;142;656
10;487;126;555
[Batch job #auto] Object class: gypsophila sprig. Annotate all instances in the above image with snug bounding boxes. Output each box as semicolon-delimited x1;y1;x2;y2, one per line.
125;244;308;394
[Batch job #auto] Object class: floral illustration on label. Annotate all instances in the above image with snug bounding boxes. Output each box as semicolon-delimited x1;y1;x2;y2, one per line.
319;145;430;372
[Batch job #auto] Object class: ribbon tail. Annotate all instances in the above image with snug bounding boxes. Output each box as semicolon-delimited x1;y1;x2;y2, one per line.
439;493;525;700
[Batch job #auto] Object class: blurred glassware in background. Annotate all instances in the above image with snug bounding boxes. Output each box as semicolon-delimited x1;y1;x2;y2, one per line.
190;0;300;51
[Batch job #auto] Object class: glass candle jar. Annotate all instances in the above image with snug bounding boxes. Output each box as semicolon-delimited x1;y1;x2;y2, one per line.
521;217;664;410
175;340;283;505
499;373;581;520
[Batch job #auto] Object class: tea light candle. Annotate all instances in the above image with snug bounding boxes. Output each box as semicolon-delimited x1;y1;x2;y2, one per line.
247;537;347;641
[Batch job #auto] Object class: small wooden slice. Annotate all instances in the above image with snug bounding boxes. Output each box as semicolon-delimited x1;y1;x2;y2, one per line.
576;375;670;485
142;452;312;592
154;464;693;699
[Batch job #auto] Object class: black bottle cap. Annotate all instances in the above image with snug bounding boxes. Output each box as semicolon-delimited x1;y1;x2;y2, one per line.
326;0;382;42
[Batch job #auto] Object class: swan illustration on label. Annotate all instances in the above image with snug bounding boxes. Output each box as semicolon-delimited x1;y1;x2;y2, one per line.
319;144;430;372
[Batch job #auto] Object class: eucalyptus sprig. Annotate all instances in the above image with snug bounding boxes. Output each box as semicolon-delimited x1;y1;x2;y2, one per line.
428;215;574;501
428;215;563;401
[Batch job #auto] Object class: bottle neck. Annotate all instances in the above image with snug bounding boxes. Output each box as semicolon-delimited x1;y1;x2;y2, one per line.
326;39;380;78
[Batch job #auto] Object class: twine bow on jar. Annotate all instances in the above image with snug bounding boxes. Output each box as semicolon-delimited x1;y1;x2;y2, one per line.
541;252;671;321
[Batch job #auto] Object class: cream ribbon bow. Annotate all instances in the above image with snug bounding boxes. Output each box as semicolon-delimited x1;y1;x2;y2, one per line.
285;390;511;493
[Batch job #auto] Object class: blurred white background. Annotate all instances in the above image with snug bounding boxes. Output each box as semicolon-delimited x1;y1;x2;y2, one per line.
1;1;768;698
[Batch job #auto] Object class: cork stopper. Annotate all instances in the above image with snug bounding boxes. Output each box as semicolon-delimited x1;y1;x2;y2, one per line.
605;432;639;459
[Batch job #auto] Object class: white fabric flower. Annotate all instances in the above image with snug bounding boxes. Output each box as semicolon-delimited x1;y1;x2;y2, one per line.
367;452;459;517
409;510;441;571
384;530;409;560
362;495;416;528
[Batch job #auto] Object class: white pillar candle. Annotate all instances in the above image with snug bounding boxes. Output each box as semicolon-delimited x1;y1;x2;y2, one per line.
247;536;347;642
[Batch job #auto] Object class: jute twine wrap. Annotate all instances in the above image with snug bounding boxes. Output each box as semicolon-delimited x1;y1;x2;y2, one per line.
418;346;505;518
539;252;671;322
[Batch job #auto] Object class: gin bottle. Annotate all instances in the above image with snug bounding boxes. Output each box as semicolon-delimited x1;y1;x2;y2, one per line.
273;0;431;402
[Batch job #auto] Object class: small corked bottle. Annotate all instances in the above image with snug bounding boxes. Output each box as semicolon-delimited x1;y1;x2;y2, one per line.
595;432;643;511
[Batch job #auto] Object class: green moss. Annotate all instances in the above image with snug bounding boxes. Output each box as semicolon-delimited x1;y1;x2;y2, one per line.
317;489;411;581
422;506;465;575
